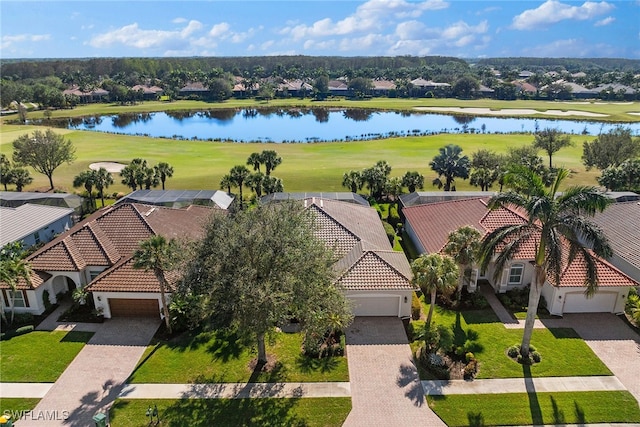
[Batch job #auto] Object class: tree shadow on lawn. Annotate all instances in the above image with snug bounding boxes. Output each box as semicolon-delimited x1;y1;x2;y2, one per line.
59;330;94;343
460;309;500;325
453;312;484;354
295;353;340;374
524;365;543;426
547;327;581;339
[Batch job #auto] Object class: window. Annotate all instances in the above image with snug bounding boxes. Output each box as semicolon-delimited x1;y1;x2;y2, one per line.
89;271;101;281
33;231;41;244
508;264;524;285
8;290;26;308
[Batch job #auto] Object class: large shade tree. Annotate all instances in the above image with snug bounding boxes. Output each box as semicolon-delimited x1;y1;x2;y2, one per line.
443;226;482;301
479;167;612;358
12;129;76;190
582;126;640;170
177;201;353;364
133;235;179;333
411;253;458;328
430;144;470;191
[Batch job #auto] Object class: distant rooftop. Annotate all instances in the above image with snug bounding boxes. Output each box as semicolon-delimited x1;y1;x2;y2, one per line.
0;191;82;210
0;204;74;247
116;190;234;210
400;191;496;208
260;192;370;206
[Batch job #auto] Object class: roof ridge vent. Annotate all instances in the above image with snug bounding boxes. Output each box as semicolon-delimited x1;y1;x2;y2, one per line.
144;207;156;216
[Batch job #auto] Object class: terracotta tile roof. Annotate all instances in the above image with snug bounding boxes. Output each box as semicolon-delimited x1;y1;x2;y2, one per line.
68;225;118;266
135;204;213;240
95;204;154;255
29;239;85;271
480;206;528;232
403;198;488;253
549;250;638;288
86;257;178;293
305;198;413;291
1;270;51;290
336;251;414;291
591;202;640;270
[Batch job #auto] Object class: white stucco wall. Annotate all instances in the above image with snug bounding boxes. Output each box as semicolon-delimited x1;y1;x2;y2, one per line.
92;291;167;319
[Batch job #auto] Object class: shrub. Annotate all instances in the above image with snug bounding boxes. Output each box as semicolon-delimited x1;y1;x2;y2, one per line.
382;221;396;245
528;344;537;353
463;359;478;379
404;320;415;342
411;293;421;320
507;345;520;358
465;352;475;362
1;324;34;341
387;206;401;228
531;351;542;363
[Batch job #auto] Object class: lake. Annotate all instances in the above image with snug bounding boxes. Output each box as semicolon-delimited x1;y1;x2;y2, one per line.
58;108;640;143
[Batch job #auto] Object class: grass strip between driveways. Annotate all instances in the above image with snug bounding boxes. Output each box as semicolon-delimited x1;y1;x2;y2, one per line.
128;329;348;384
414;303;611;379
0;398;41;417
427;391;640;426
110;397;351;427
0;331;94;383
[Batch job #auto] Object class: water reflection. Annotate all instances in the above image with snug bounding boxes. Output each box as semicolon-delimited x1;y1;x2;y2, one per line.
33;107;640;143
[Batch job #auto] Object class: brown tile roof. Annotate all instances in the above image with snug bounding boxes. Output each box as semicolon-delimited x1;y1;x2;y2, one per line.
95;204;154;255
29;239;85;271
136;204;213;240
306;198;413;291
2;270;51;290
86;257;178;293
549;250;638;288
403;198;488;253
336;251;414;291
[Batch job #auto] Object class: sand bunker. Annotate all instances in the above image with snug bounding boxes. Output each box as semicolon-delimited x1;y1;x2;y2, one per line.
414;107;608;118
89;162;126;173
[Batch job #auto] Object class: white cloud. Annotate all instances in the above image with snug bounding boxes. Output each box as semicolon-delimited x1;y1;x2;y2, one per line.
511;0;614;30
595;16;615;26
388;19;489;54
1;33;50;50
88;20;203;50
209;22;230;38
172;17;187;24
280;0;448;40
524;38;619;57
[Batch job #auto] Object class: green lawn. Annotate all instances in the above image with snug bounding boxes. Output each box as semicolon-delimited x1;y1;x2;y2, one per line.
413;302;611;379
0;331;94;382
110;397;351;427
0;398;40;416
428;391;640;426
128;329;348;384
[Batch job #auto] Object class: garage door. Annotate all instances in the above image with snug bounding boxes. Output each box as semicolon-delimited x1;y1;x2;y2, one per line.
109;298;160;317
563;292;617;313
349;296;400;317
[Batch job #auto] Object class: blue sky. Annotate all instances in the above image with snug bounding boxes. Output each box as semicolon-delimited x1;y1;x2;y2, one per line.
1;1;638;59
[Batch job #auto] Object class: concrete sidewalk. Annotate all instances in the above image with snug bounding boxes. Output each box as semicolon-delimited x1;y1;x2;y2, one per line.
423;375;626;395
119;382;351;399
0;383;53;398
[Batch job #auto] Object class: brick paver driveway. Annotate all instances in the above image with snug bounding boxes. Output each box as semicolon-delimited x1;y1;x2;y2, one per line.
19;318;159;427
342;317;446;427
543;313;640;405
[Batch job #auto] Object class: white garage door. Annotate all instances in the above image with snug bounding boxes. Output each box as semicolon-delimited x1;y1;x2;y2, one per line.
349;296;400;317
563;292;617;313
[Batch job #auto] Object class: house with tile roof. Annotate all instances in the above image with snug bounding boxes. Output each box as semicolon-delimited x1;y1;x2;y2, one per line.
403;197;636;316
0;203;215;319
303;197;415;317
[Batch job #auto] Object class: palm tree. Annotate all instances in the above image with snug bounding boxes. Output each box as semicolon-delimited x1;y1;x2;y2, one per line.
92;167;114;207
133;235;177;333
220;174;233;194
73;170;96;210
342;170;363;193
0;154;13;191
430;144;470;191
411;253;458;328
0;243;32;325
443;226;482;301
260;150;282;176
401;171;425;193
9;168;33;192
154;162;174;190
479;167;612;358
229;165;251;208
246;172;265;198
246;152;262;172
262;175;284;194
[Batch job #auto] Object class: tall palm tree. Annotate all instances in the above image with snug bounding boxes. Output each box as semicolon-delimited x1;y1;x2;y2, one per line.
220;174;233;194
246;172;265;198
479;167;612;358
260;150;282;176
154;162;174;190
229;165;251;208
342;170;363;193
73;170;96;210
92;167;113;207
246;152;262;172
0;154;13;191
262;175;284;195
0;243;32;325
133;235;177;333
430;144;470;191
411;253;458;328
443;226;482;301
